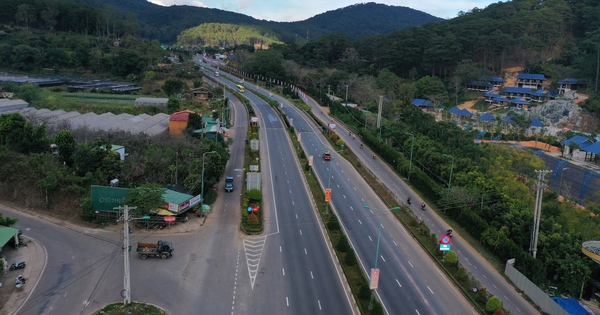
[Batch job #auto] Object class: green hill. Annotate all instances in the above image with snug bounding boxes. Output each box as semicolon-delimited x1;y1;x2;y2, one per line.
177;23;283;49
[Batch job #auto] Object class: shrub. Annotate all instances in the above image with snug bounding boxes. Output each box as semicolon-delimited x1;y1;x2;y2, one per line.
247;213;259;225
476;287;489;304
493;309;505;315
345;249;357;266
444;250;458;266
327;218;340;231
486;296;503;313
359;283;371;299
372;302;384;315
337;235;350;252
247;189;262;202
456;266;468;281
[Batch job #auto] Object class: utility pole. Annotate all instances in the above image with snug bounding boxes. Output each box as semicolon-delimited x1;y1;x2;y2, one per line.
530;170;551;258
115;205;137;306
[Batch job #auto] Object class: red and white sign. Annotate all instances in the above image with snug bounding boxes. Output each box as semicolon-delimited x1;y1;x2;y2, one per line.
167;202;179;212
370;268;380;290
440;234;452;245
308;155;313;166
164;216;176;222
328;123;336;130
189;194;201;207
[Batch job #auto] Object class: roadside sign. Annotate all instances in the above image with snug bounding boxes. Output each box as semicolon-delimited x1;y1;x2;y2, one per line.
325;189;332;202
440;234;452;245
440;244;451;251
247;206;252;213
308;155;313;166
370;268;380;289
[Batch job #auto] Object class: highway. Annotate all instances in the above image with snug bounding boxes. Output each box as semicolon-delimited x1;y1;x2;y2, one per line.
211;67;477;314
289;89;541;314
203;62;355;314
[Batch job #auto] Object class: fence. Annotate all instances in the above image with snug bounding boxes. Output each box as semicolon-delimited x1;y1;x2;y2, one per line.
505;258;568;315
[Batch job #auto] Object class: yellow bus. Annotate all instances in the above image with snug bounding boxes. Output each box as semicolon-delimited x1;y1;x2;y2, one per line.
236;84;245;93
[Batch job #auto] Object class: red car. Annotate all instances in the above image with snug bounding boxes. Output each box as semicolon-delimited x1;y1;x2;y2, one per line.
323;152;332;160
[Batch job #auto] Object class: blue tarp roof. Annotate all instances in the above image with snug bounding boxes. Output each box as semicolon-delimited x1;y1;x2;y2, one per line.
551;297;586;315
478;113;495;122
503;115;514;123
583;142;600;154
563;135;593;146
484;90;498;97
449;106;462;115
467;81;493;87
517;73;546;80
494;96;511;102
530;118;543;127
504;87;534;94
558;78;578;85
511;98;531;105
411;98;432;107
461;108;473;117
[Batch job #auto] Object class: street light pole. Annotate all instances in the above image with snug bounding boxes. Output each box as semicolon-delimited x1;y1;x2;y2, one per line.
443;154;454;189
363;205;400;310
201;151;217;208
405;133;414;180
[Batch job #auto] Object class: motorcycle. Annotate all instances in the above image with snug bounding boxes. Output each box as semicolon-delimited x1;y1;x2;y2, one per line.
15;275;26;288
421;203;426;211
372;154;376;160
9;261;26;271
407;197;411;205
360;144;363;149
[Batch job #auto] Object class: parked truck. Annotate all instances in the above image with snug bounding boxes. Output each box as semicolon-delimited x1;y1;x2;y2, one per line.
225;176;234;192
136;240;173;260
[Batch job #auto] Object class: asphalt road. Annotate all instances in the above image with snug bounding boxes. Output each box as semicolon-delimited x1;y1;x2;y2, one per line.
292;92;541;315
212;74;478;314
205;64;355;314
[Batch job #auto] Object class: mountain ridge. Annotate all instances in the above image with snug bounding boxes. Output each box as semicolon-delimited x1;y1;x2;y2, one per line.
66;0;443;43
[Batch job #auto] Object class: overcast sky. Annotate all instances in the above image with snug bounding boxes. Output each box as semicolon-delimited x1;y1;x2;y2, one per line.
146;0;500;22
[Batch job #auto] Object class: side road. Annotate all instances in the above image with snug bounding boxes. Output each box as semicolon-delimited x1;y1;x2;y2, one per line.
0;236;46;315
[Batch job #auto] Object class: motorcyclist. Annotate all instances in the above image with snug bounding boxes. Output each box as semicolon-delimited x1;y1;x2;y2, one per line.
421;202;426;210
407;197;411;205
372;154;376;159
360;144;363;149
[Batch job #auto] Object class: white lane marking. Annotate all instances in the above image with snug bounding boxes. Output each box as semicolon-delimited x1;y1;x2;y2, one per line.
396;279;402;287
358;220;362;225
408;261;414;267
299;229;303;235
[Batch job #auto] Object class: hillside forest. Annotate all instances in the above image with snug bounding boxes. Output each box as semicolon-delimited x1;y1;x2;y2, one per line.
1;0;600;303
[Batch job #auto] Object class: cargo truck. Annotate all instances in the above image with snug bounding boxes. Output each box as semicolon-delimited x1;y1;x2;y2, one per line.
225;176;234;192
137;240;174;260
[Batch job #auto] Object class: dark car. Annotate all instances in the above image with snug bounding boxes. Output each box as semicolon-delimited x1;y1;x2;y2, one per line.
323;152;332;160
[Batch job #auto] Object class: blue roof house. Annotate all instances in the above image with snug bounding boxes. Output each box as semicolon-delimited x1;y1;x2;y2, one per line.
411;98;433;110
516;73;547;89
